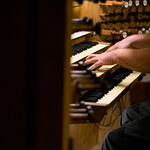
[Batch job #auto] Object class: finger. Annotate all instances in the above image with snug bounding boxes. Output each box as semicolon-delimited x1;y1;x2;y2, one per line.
89;61;102;70
106;45;117;52
107;41;121;52
84;57;97;65
85;54;97;60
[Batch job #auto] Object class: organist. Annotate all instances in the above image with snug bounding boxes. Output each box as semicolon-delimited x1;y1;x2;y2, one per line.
84;33;150;150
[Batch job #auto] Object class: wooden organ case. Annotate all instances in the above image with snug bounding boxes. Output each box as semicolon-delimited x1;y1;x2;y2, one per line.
1;0;71;150
69;0;147;150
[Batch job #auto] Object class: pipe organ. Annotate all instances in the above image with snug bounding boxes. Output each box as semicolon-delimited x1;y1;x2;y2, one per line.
70;0;147;149
99;0;150;43
2;0;149;150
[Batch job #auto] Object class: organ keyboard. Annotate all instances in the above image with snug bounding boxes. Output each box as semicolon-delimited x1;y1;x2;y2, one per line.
81;69;143;108
71;40;109;63
71;31;111;64
71;31;91;40
70;61;144;123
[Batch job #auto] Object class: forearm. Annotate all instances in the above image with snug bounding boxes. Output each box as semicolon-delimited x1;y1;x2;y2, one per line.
106;34;150;51
115;48;150;73
127;34;150;49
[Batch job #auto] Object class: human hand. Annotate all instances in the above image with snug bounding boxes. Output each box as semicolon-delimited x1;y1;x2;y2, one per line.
84;51;116;70
106;37;133;52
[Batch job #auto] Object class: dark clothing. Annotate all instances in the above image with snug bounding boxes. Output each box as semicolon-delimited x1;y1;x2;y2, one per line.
101;101;150;150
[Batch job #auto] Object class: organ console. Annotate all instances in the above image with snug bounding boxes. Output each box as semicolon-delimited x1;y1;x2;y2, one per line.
69;0;148;149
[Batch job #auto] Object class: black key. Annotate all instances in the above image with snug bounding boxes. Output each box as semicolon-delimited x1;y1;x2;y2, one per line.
83;97;98;102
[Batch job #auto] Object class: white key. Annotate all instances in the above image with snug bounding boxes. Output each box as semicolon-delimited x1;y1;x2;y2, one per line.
70;43;108;64
96;71;141;106
84;71;141;107
71;31;91;40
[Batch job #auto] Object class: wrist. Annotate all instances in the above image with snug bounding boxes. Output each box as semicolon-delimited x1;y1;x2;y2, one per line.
112;50;119;64
126;34;137;44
